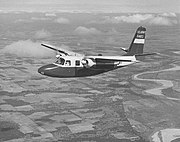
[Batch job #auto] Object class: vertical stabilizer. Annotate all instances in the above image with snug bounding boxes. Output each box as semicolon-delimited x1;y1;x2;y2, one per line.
126;26;146;56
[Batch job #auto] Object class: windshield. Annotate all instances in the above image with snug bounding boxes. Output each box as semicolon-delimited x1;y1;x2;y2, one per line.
55;57;65;65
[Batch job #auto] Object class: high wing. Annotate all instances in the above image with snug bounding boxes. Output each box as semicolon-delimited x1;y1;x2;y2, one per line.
86;51;157;63
87;56;136;62
83;52;156;68
41;43;83;57
79;55;138;68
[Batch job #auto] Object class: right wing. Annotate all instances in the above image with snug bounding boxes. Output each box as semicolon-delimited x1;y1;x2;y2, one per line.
41;43;84;57
41;44;69;56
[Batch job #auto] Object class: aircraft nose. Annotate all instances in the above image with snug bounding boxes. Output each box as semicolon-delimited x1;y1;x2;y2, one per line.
38;64;57;76
38;66;45;75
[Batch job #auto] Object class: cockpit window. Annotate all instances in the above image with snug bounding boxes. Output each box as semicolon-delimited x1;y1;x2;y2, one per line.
65;60;71;66
55;57;65;65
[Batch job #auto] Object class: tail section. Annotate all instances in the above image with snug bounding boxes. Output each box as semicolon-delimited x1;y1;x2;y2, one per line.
125;26;146;56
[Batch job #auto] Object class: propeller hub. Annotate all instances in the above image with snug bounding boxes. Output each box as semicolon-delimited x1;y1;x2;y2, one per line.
81;59;87;65
81;58;95;68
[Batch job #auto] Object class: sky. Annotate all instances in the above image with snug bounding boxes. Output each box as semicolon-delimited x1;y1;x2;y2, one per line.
0;0;180;13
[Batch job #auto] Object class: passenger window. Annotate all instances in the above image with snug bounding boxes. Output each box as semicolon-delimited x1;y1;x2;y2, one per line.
65;60;71;66
76;60;80;66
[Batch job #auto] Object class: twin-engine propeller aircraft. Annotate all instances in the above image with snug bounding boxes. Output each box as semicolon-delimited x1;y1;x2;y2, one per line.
38;26;155;78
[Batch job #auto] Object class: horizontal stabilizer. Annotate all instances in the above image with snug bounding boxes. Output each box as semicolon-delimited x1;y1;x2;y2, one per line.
120;47;129;52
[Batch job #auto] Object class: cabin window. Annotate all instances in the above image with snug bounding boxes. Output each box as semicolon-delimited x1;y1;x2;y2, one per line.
65;60;71;66
55;58;65;65
76;60;80;66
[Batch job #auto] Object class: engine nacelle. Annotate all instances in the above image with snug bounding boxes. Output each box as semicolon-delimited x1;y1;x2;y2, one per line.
81;58;95;68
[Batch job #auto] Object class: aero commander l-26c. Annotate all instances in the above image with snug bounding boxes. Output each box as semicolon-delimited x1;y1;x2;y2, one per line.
38;26;155;78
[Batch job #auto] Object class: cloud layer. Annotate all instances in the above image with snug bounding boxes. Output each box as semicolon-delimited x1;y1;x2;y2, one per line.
2;40;55;58
34;29;52;39
102;13;178;26
45;13;57;17
74;26;101;35
55;17;70;24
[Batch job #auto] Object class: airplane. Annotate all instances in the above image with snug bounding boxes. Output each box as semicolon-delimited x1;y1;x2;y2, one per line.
38;26;155;78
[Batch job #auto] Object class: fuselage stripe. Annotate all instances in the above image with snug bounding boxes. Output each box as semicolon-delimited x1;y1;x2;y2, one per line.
44;66;59;70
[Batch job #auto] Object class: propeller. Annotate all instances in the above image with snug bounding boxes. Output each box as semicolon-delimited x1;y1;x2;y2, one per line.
81;58;96;68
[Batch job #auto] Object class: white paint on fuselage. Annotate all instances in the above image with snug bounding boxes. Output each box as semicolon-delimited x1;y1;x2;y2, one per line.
53;55;137;68
53;56;84;67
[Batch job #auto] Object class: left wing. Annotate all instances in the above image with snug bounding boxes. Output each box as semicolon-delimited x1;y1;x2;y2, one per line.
81;55;137;68
41;43;83;56
86;56;136;62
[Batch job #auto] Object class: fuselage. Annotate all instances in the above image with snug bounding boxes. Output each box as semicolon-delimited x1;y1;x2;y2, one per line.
38;55;137;78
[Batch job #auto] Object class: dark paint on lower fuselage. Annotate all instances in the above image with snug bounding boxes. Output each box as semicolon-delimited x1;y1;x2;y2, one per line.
38;64;123;78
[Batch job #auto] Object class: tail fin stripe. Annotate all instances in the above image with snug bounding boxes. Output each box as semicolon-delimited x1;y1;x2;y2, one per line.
134;38;145;44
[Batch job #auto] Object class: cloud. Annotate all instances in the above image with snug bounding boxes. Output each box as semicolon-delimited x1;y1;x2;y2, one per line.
57;44;83;56
159;12;177;17
14;19;31;23
57;44;71;51
149;16;177;25
34;29;52;39
55;17;70;24
102;13;178;26
1;40;55;58
113;14;153;23
104;28;119;35
74;26;101;35
31;17;50;21
45;13;57;17
15;16;53;23
104;37;116;44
